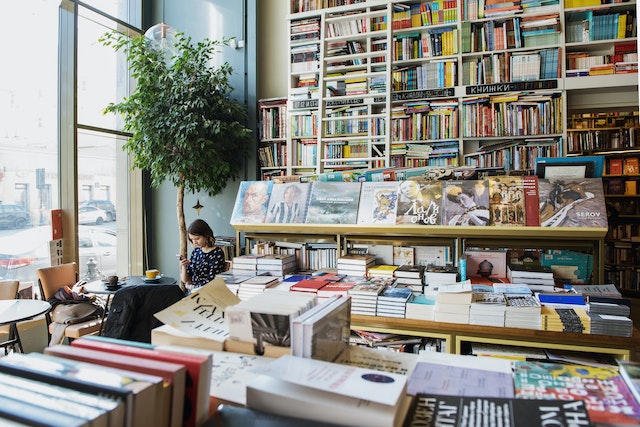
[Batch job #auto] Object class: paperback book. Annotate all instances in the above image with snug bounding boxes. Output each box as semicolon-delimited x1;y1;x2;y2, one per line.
230;181;274;224
488;175;527;226
305;181;362;224
441;180;491;226
396;179;443;225
356;181;400;224
538;178;608;228
264;182;311;224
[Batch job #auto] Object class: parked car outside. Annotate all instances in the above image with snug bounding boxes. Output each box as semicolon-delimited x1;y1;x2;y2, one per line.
78;226;116;276
0;204;31;229
78;205;108;225
81;200;116;222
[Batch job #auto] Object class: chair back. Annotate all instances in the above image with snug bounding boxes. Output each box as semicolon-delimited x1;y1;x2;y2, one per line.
0;280;19;301
37;262;78;300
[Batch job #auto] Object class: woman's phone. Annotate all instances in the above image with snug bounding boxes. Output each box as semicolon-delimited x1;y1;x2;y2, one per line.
176;254;186;260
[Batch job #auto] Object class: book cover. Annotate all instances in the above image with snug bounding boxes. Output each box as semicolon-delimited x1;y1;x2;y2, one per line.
396;179;443;225
44;343;185;427
289;278;329;293
392;246;414;266
507;263;554;279
305;181;362;224
524;175;541;226
465;249;507;279
624;157;640;175
513;360;640;425
435;281;474;304
356;181;400;224
333;345;419;376
230;181;274;224
488;176;526;226
394;264;425;279
610;158;624;175
442;180;491;226
0;393;104;427
618;360;640;406
404;394;593;427
208;350;272;406
264;182;311;224
71;338;212;427
538;178;608;228
0;352;160;427
337;253;377;266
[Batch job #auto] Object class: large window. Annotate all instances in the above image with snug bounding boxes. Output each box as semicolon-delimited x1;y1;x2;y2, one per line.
0;1;142;290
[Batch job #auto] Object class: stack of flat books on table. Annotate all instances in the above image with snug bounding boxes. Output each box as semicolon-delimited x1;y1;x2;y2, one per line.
256;254;297;276
336;253;376;277
376;285;412;318
588;312;634;337
405;292;436;321
367;264;398;279
469;292;506;327
231;254;264;273
347;282;385;316
434;282;473;324
393;264;425;293
540;306;591;333
236;275;280;300
507;264;556;291
504;294;542;329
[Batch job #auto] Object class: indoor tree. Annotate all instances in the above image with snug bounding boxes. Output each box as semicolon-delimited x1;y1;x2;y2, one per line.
101;29;252;264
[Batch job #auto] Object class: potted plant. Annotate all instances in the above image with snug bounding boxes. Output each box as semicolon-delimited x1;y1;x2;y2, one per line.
101;29;252;262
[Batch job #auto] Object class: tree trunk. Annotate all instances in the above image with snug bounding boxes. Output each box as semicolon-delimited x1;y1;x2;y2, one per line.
177;184;187;270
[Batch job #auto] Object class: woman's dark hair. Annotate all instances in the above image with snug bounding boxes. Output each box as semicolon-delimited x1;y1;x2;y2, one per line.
187;219;215;245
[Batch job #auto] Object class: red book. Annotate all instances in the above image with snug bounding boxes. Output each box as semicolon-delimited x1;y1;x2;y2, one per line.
523;175;540;227
51;208;63;239
71;337;211;427
290;279;329;293
609;158;623;175
45;344;186;427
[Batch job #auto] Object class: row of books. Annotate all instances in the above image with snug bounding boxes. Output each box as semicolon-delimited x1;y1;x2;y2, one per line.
230;176;608;228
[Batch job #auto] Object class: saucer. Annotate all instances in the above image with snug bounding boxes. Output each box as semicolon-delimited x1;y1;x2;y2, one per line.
105;283;123;291
142;274;163;283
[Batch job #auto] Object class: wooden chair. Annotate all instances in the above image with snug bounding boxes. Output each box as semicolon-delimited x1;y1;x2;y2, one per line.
36;262;102;343
0;280;23;354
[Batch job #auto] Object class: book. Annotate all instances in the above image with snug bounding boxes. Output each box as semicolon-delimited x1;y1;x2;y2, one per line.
435;281;474;304
624;157;640;175
151;324;230;352
394;264;425;279
290;294;351;361
305;181;362;224
396;179;443;225
215;404;346;427
0;352;160;427
404;393;593;427
513;360;640;425
333;345;419;376
442;180;491;226
289;278;329;293
246;355;410;427
44;343;186;427
507;263;554;279
465;249;507;279
392;246;415;266
407;352;515;398
524;174;541;226
207;350;272;406
0;393;104;427
538;178;608;228
230;181;274;224
488;175;527;226
618;360;640;406
368;264;398;277
70;338;213;427
356;181;400;224
264;182;311;224
338;253;377;266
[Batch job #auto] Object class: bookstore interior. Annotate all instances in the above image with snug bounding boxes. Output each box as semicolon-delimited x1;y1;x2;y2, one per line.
4;0;640;426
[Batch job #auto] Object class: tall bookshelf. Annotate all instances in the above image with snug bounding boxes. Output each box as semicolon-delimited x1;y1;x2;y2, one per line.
283;0;638;178
258;98;289;180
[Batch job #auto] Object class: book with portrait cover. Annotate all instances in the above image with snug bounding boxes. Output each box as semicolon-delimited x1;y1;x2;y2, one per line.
230;181;274;224
513;360;640;426
404;393;593;427
488;176;526;226
356;181;400;224
538;178;608;228
396;179;443;225
264;182;311;224
441;180;491;226
305;181;362;224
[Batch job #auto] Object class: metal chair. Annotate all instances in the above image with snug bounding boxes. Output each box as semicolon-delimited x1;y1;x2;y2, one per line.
0;280;23;354
36;262;102;343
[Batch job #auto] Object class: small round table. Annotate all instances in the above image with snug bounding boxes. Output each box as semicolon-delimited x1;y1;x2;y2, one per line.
0;300;52;353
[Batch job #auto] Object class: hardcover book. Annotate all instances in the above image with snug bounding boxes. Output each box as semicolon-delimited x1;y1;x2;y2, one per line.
465;249;507;279
624;157;639;175
305;181;362;224
513;360;640;426
442;180;491;226
488;175;526;226
264;182;311;224
538;178;608;228
230;181;274;224
396;179;443;225
404;393;593;427
524;173;541;226
356;181;400;224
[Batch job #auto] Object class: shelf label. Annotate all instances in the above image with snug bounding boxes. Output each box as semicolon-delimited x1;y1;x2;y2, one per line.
392;88;455;101
466;80;558;95
292;99;319;109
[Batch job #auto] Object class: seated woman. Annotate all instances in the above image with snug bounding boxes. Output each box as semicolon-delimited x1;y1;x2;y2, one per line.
179;219;226;295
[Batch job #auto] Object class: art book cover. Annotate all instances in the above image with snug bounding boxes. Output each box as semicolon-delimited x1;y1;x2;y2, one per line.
513;360;640;426
305;181;361;224
488;176;526;226
442;180;491;226
404;394;593;427
538;178;608;228
230;181;274;224
524;175;541;226
356;181;400;224
264;182;311;224
396;179;443;225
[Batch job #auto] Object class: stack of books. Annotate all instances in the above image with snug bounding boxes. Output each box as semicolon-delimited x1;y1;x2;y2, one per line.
367;264;398;279
256;254;297;276
232;254;264;273
226;289;318;353
540;306;591;333
507;264;556;291
423;266;459;286
236;275;281;300
336;253;376;277
504;294;542;329
289;278;330;295
588;296;631;317
375;285;412;318
589;312;634;337
469;292;506;327
434;282;473;324
347;282;386;316
405;291;437;321
393;264;425;293
316;280;357;299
